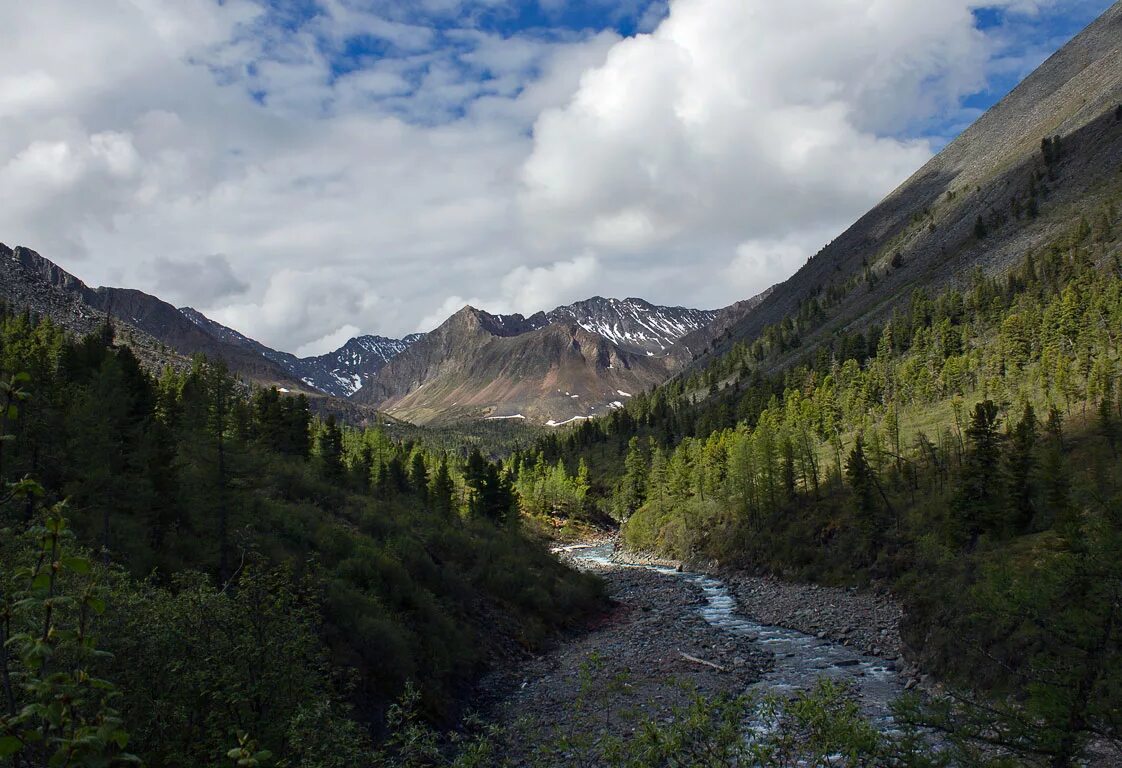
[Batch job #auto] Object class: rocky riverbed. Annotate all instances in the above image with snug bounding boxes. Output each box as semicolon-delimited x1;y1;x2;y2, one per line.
489;552;772;759
485;539;917;764
612;546;919;683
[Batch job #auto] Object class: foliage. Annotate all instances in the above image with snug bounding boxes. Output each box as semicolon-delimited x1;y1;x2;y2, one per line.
0;310;603;765
532;203;1122;762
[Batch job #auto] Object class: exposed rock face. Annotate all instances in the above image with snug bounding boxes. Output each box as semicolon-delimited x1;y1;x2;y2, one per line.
1;244;304;388
1;244;189;373
545;296;718;356
700;2;1122;370
180;307;422;397
296;334;425;396
351;300;727;425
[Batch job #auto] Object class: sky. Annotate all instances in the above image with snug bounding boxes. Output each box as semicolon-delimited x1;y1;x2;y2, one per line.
0;0;1114;356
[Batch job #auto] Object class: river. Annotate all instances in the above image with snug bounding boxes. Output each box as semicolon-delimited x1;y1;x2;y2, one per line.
567;541;908;726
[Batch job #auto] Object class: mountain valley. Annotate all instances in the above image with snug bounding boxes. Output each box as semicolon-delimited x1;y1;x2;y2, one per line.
3;3;1122;768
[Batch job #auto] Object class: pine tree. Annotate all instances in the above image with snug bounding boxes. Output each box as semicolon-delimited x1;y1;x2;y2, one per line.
647;446;668;513
845;436;882;558
464;448;488;513
351;443;374;492
1042;406;1074;534
974;215;989;240
574;458;591;517
782;438;797;502
619;437;649;518
469;461;514;523
317;415;345;482
202;359;236;581
1099;391;1118;458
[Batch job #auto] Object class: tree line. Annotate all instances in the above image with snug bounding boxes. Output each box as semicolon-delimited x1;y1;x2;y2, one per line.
0;306;602;767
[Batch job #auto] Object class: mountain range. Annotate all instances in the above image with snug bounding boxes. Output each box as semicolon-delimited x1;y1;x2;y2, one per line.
349;299;726;425
8;5;1116;430
1;243;742;424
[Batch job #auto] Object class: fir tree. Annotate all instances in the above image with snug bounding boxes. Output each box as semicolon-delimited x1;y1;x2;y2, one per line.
430;460;455;517
1004;403;1039;534
410;452;429;504
954;400;1004;546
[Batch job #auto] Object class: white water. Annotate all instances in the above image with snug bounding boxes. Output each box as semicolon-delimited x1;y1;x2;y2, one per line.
569;542;907;725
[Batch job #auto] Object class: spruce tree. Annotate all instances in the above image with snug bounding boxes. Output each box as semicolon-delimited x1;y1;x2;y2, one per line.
317;415;345;482
1099;391;1118;458
1042;407;1074;535
845;436;882;558
619;437;649;518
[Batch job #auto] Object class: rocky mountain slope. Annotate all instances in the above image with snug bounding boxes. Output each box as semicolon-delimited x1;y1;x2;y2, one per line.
1;244;305;387
544;297;717;356
352;299;726;425
181;307;422;397
0;243;185;373
699;1;1122;370
298;334;425;396
3;244;729;424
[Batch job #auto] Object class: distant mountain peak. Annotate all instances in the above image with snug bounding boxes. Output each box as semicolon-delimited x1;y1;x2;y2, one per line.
351;293;731;424
179;307;424;397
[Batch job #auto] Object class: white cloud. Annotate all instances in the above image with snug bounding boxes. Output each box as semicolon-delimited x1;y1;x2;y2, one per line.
726;236;826;296
0;0;1102;355
518;0;1047;291
500;254;600;315
296;323;364;358
412;254;600;333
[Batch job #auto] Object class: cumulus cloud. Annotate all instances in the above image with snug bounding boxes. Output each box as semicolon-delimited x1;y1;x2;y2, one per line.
296;323;364;358
412;254;601;332
0;0;1106;354
500;254;600;315
519;0;1066;296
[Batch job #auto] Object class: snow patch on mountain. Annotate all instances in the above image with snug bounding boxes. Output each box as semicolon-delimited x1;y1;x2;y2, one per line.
180;307;424;397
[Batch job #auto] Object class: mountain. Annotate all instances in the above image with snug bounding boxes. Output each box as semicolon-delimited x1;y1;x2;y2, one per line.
180;307;423;397
351;299;723;425
295;334;426;396
0;245;307;389
699;2;1122;370
544;297;718;356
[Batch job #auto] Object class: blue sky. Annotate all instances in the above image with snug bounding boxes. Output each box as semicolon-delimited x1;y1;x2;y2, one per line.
956;2;1112;120
0;0;1116;352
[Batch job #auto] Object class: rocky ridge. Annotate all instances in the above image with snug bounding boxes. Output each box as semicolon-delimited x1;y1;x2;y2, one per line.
181;307;423;397
351;299;734;425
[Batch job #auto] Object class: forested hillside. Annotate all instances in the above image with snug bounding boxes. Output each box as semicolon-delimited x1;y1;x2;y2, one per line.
520;181;1122;764
0;306;601;766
